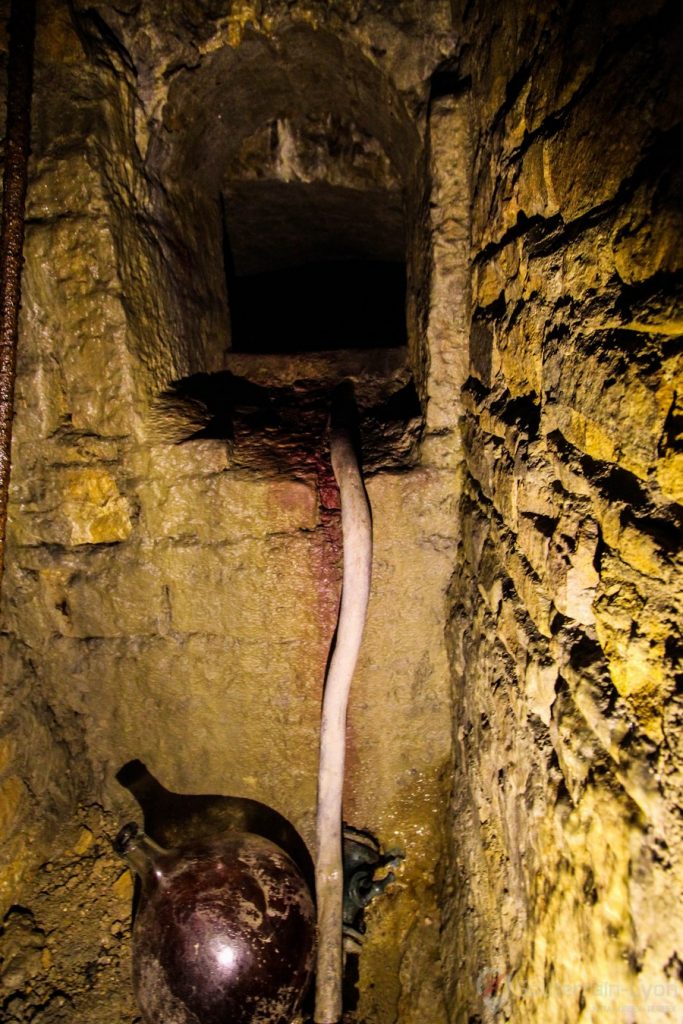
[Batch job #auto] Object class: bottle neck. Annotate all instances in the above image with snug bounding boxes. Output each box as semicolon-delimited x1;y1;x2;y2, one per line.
113;822;169;892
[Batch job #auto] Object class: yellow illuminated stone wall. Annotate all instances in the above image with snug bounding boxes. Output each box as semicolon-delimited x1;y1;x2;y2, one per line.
443;2;683;1022
0;2;463;1021
0;1;680;1022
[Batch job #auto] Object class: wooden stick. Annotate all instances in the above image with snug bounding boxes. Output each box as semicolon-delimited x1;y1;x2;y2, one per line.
315;424;372;1024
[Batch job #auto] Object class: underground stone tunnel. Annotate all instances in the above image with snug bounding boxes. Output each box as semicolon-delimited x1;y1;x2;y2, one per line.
0;1;681;1022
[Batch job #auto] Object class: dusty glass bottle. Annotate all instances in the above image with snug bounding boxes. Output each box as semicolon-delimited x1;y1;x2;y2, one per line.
114;822;316;1024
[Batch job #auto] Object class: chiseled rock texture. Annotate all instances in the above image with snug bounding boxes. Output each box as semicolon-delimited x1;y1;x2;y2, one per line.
443;1;683;1022
0;2;461;1022
0;0;680;1022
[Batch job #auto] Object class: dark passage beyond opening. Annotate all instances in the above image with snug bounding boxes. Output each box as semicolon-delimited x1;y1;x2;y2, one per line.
221;179;407;355
229;259;407;353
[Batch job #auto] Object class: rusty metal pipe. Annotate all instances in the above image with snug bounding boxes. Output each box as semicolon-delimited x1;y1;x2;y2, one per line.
0;0;36;594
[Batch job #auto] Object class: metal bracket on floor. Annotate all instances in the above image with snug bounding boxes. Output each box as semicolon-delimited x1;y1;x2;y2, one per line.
342;825;404;952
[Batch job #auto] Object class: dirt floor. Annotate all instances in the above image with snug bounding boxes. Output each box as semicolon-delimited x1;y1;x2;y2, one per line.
0;805;140;1023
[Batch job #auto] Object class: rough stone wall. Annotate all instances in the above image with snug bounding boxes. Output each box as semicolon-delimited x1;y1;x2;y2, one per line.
0;3;467;1022
444;1;683;1022
4;2;679;1021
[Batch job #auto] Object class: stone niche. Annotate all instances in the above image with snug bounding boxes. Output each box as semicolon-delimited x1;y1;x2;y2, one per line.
148;23;427;475
144;21;421;371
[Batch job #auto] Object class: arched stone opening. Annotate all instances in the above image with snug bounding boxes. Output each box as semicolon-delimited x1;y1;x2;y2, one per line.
146;26;420;366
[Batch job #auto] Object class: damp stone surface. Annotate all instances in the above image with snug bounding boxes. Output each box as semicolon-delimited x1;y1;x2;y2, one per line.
0;1;681;1023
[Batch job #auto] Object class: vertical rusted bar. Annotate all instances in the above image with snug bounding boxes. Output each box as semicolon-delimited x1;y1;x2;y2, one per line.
0;0;36;594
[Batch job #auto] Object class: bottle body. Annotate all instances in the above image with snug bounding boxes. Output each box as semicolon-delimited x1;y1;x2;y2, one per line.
116;824;315;1024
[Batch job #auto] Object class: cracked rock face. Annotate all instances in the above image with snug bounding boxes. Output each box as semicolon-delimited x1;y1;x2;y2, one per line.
442;1;683;1023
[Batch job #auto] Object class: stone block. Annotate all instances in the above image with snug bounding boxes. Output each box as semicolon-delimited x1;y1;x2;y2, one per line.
474;260;506;310
525;659;558;725
514;138;560;222
600;513;671;583
155;534;323;643
491;447;518;529
657;450;683;505
27;152;106;223
592;554;674;741
542;332;677;481
460;501;489;574
548;516;600;626
515;446;561;520
496;597;529;670
463;419;499;500
475;538;503;615
12;320;70;444
546;33;678;223
515;515;552;581
21;219;133;438
498;317;544;398
63;561;166;638
2;547;166;645
490;519;554;637
137;472;318;543
611;181;683;286
469;319;496;386
10;466;132;547
129;441;231;480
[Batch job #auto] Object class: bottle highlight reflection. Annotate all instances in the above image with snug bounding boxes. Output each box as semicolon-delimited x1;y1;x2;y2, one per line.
114;822;316;1024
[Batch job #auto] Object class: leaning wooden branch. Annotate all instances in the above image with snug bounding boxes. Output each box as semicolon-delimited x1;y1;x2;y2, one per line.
0;0;35;595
